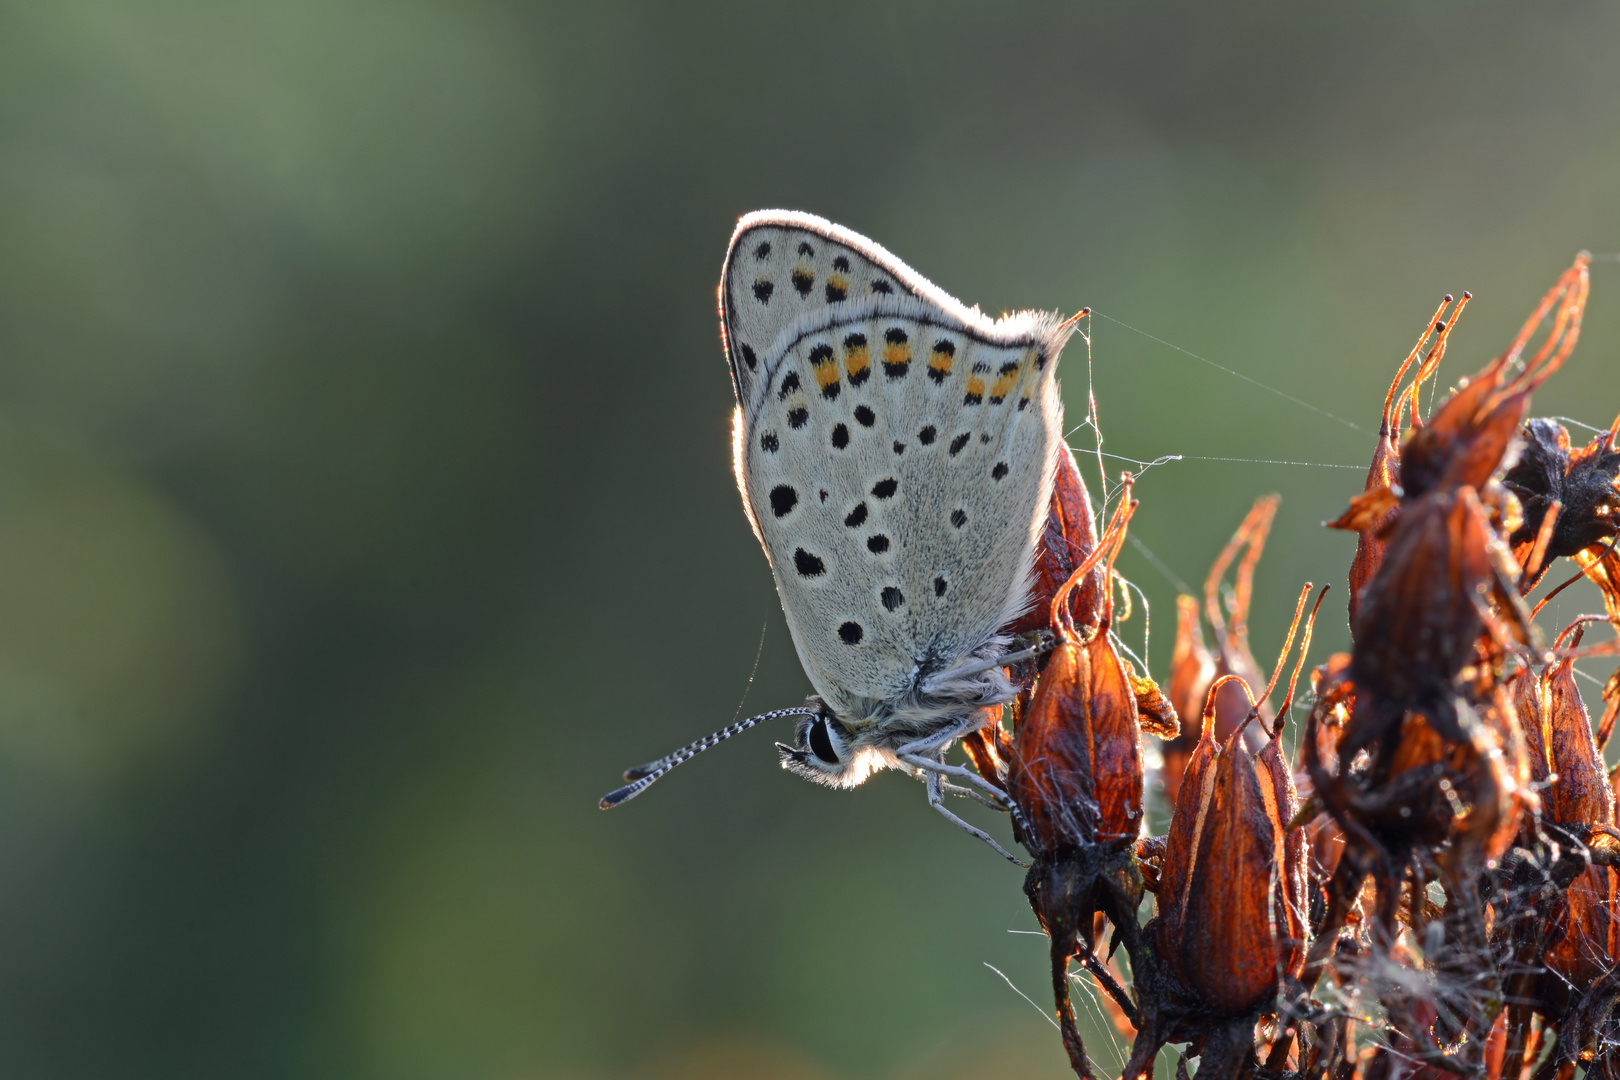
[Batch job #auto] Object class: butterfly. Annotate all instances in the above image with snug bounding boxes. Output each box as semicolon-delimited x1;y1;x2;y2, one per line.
601;211;1080;860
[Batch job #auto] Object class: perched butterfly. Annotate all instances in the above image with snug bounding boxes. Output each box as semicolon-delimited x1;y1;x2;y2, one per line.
601;211;1080;859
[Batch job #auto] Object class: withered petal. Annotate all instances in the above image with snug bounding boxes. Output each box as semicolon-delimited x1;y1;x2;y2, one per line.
1328;484;1401;533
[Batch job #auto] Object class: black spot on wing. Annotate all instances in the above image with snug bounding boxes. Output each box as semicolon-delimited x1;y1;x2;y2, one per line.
918;425;936;445
754;280;773;303
867;534;890;554
832;255;850;272
949;433;970;456
754;241;771;259
825;280;847;303
798;241;814;256
831;423;849;449
892;441;905;455
871;280;893;295
838;621;863;644
794;549;825;577
854;405;876;427
788;408;808;429
871;478;897;499
779;372;800;399
881;586;904;612
740;343;757;370
951;509;968;528
934;576;948;596
760;431;778;453
992;462;1009;481
769;485;798;517
792;269;814;297
844;503;867;528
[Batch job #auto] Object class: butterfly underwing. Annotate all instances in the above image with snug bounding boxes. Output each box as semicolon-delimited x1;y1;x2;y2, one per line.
603;211;1078;857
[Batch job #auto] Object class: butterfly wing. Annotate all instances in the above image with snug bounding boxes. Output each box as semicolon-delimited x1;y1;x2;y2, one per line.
721;211;1075;728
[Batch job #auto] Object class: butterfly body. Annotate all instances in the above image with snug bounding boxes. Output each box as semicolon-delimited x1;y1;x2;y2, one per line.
722;212;1074;788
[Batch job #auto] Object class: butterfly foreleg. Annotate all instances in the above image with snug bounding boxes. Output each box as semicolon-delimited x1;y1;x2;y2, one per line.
923;769;1027;867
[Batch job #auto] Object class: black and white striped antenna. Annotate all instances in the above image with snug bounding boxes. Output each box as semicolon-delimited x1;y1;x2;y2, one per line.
599;706;819;808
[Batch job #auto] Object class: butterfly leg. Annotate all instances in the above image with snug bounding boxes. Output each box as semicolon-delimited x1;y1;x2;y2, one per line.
903;749;1038;845
898;751;1012;807
937;779;1006;810
924;769;1027;867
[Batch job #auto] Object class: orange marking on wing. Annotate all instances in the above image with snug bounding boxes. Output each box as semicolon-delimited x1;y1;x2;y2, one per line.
966;376;986;398
928;349;953;378
813;360;840;391
845;342;870;380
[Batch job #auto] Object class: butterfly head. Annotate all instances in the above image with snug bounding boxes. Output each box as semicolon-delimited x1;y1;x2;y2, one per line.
777;700;885;788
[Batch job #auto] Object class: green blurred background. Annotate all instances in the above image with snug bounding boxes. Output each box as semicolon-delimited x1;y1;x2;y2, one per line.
1;3;1617;1077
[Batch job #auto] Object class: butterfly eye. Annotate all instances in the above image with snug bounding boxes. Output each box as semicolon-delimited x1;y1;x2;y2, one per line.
807;717;841;765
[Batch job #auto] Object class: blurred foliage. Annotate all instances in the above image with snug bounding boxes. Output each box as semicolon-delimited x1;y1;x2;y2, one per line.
0;3;1616;1078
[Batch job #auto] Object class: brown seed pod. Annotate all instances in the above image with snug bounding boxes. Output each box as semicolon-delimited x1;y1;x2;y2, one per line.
1346;484;1532;758
1157;588;1321;1015
1124;587;1324;1080
1007;487;1144;1079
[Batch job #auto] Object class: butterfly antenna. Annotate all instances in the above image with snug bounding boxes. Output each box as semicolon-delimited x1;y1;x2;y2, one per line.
599;707;819;809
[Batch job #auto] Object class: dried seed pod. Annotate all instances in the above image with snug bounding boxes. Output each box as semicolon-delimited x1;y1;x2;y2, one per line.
1346;485;1532;757
1152;586;1321;1017
1153;674;1227;988
1522;621;1620;1013
1012;498;1145;855
1178;712;1306;1014
1008;489;1144;1079
1540;622;1613;828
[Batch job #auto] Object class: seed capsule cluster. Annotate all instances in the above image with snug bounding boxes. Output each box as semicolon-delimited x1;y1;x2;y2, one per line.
969;254;1620;1079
